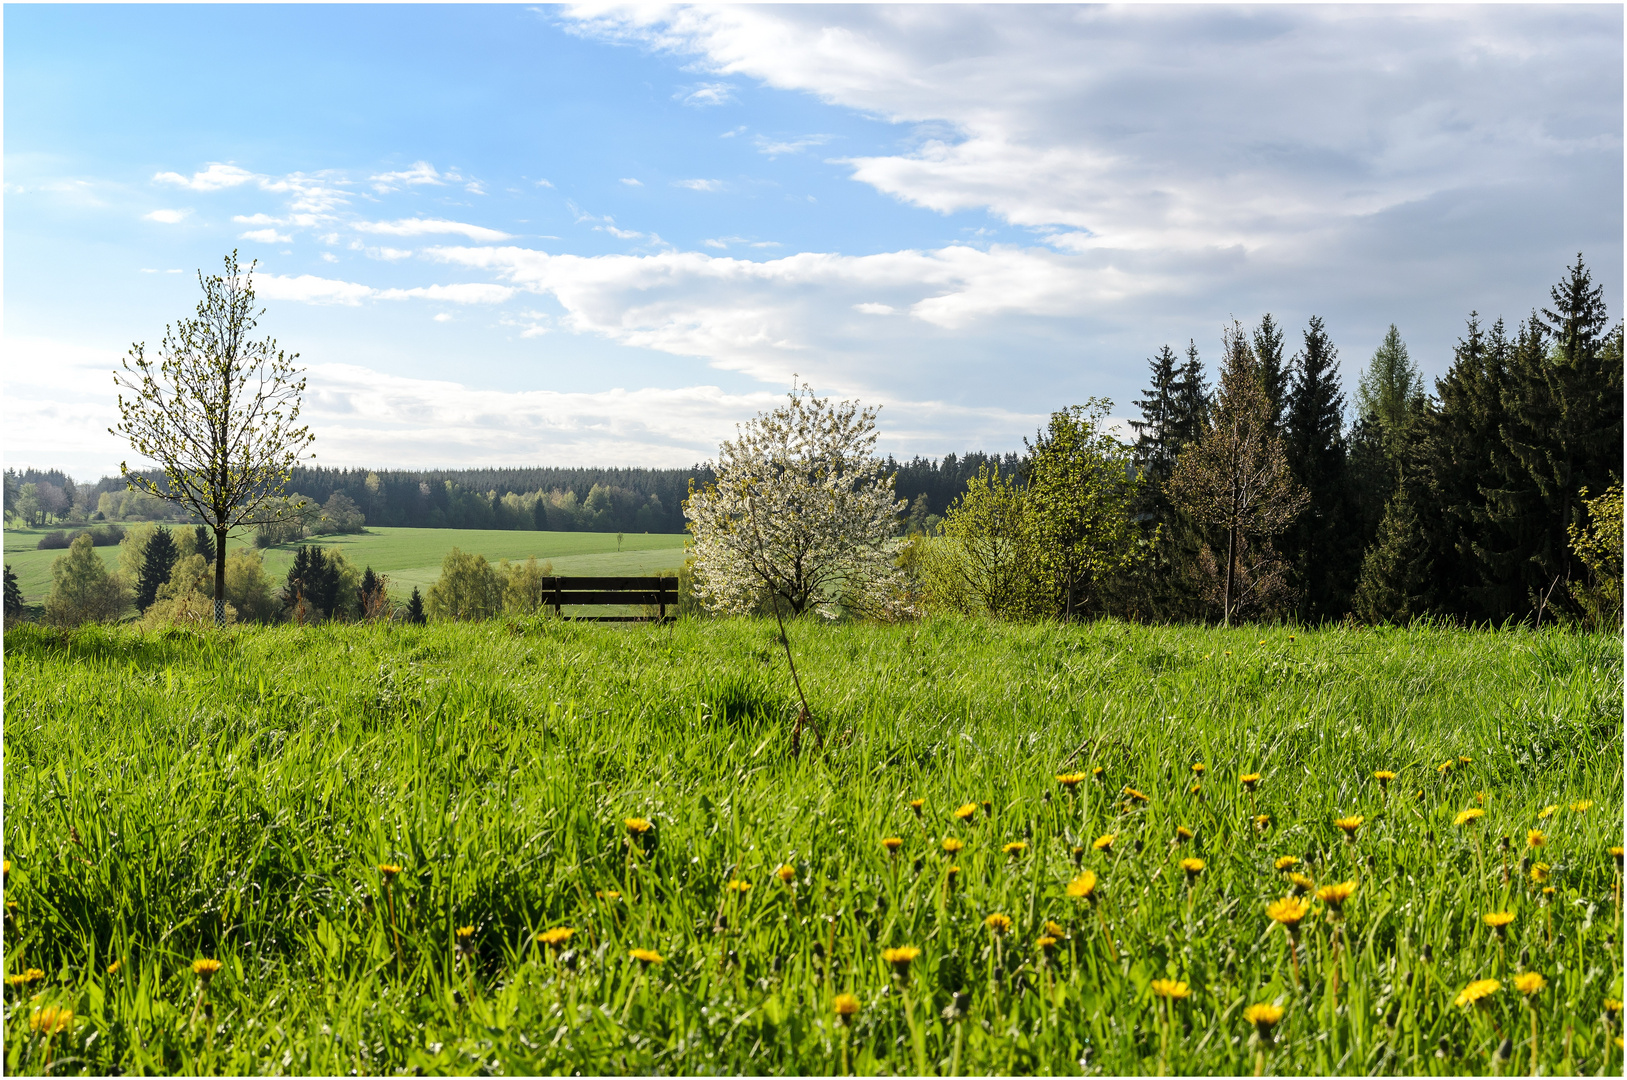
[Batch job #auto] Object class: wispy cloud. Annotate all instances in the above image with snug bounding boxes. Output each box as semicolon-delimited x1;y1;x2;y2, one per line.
367;160;480;194
677;82;736;107
143;208;190;224
352;218;512;241
153;163;257;191
238;228;292;243
753;133;833;157
673;178;724;192
253;273;513;307
619;177;643;187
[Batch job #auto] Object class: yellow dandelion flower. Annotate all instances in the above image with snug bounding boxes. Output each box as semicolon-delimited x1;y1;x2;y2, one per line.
1044;920;1066;937
1483;911;1515;934
1035;935;1058;951
1190;782;1202;795
985;913;1012;934
1530;862;1550;884
456;925;475;940
1066;870;1099;900
1541;886;1555;898
1;860;8;876
1455;978;1501;1007
6;968;44;987
1240;773;1262;790
1191;763;1207;775
1334;815;1364;839
378;863;402;876
192;958;222;978
1286;872;1315;894
1275;856;1300;871
1316;880;1359;909
1150;978;1190;999
1513;972;1546;996
1255;813;1272;830
1437;760;1453;776
1266;896;1309;927
624;817;653;835
1243;1002;1284;1032
953;803;977;821
1374;770;1396;785
882;836;904;854
725;879;751;893
881;945;921;970
1458;756;1472;765
1003;841;1028;857
1537;804;1558;820
945;866;961;883
105;960;121;975
29;1005;73;1035
1454;808;1485;826
596;889;621;901
1570;800;1593;813
1175;826;1194;843
1092;833;1115;852
775;864;796;883
1179;857;1205;879
1475;791;1488;804
909;799;924;816
1123;786;1150;803
629;948;664;965
1056;773;1088;788
942;837;965;854
1527;829;1546;848
1611;846;1624;867
833;993;860;1018
536;927;574;948
1604;998;1622;1014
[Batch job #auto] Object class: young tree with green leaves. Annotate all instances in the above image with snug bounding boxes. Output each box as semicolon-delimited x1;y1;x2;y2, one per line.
1025;399;1141;619
917;461;1043;618
1355;324;1424;438
426;548;504;621
1168;323;1308;625
43;534;132;628
112;251;314;626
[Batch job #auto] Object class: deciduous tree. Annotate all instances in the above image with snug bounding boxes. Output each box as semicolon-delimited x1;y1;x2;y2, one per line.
112;251;314;625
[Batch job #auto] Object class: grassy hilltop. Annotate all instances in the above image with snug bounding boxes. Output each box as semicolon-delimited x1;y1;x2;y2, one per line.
2;618;1622;1075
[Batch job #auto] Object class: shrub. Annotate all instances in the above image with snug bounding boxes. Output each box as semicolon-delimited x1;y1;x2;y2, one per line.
36;530;71;550
426;547;503;621
43;535;132;627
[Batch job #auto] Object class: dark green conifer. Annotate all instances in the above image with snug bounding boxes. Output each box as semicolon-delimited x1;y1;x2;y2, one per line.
135;525;180;613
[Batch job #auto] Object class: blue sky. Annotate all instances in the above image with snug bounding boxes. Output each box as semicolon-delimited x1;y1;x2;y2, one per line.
6;3;1622;479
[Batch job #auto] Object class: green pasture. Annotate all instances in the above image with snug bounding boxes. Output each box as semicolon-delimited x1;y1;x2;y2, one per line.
2;618;1622;1075
2;525;690;603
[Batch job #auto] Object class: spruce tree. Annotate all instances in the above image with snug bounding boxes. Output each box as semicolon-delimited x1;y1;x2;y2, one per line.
1355;324;1424;442
1353;488;1433;624
1252;313;1290;431
1172;340;1210;449
135;525;180;613
406;586;426;624
1283;316;1353;619
194;525;216;564
3;564;22;619
1130;344;1181;482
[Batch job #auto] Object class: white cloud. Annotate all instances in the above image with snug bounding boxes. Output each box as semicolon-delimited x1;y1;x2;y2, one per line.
366;246;414;262
232;213;283;226
143;208;190;224
433;313;453;322
855;302;894;315
619;177;643;187
353;217;512;241
599;224;647;240
534;178;555;188
465;180;487;196
677;81;736;107
674;178;724;192
320;252;339;264
239;228;293;243
153;163;257;191
255;274;377;306
752;133;832;157
378;283;516;304
369;160;458;193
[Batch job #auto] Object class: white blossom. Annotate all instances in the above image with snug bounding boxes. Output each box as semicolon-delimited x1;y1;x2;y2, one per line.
685;387;911;619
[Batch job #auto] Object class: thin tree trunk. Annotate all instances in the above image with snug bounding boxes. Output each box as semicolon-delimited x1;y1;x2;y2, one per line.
1224;522;1238;627
214;524;228;625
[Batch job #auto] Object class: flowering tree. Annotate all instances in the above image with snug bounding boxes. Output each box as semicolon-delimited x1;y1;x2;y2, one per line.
685;386;908;750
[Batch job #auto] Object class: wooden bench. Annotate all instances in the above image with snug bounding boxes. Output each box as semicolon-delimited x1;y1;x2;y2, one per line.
540;576;679;622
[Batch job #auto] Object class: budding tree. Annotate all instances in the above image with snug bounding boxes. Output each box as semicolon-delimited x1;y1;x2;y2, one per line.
112;252;314;625
685;386;909;750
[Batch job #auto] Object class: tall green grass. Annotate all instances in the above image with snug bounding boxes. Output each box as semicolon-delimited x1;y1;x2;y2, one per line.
3;618;1621;1074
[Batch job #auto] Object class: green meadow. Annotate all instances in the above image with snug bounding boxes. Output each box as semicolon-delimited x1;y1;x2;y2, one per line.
2;618;1622;1075
3;526;690;603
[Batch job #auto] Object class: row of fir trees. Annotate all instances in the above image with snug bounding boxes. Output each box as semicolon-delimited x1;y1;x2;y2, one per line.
1119;254;1621;627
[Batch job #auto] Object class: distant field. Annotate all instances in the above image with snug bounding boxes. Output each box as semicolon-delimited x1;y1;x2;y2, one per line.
3;525;689;602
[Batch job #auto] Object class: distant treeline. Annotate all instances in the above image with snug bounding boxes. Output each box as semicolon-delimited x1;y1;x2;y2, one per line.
6;455;1021;536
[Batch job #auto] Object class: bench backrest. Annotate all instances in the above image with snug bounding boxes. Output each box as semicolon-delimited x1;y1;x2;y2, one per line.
539;576;678;621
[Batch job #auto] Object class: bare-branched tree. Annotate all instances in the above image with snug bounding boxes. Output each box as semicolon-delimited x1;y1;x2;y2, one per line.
112;252;314;625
